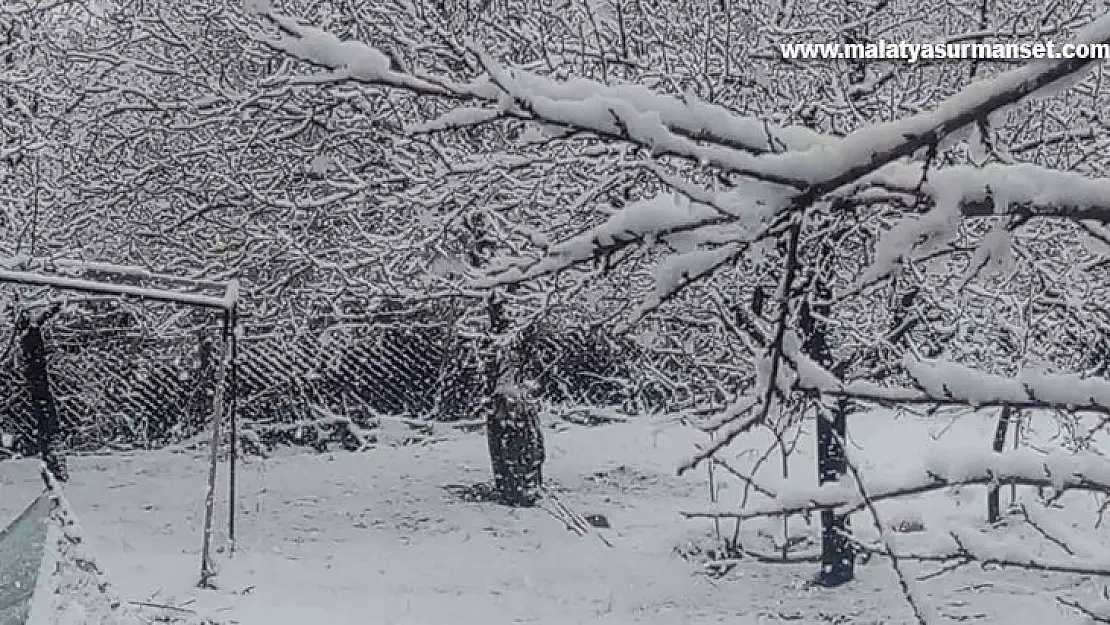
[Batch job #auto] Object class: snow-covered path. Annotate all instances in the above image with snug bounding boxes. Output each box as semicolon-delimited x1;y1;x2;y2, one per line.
0;415;1098;624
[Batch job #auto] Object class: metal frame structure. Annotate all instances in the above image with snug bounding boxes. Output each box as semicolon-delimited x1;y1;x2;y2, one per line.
0;264;240;587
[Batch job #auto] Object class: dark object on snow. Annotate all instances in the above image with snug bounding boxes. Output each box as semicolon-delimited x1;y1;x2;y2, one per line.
442;482;501;502
20;318;68;482
583;513;610;528
890;519;925;533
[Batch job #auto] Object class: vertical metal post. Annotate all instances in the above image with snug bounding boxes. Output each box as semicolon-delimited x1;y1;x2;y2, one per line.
199;310;232;588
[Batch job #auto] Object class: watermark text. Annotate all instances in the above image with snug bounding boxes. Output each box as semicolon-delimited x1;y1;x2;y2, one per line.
779;41;1110;62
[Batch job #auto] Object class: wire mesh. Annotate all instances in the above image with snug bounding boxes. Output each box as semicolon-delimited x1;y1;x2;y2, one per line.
0;300;223;454
1;287;638;456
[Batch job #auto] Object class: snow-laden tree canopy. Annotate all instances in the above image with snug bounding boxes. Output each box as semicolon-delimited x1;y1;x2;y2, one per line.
236;1;1110;442
5;0;1110;618
234;1;1110;618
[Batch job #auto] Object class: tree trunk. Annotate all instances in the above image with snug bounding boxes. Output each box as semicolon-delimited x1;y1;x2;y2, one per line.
484;292;545;506
801;281;854;587
987;405;1012;523
487;390;545;506
20;321;67;482
816;398;852;586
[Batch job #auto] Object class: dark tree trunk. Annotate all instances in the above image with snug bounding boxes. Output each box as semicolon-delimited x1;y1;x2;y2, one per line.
987;405;1012;523
487;392;545;506
816;398;852;586
20;321;67;482
801;281;854;587
484;293;545;506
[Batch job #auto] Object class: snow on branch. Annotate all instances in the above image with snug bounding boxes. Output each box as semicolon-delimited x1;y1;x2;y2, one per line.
845;160;1110;287
405;106;504;134
855;530;1110;578
903;358;1110;410
471;48;811;190
678;221;806;476
470;66;831;156
680;446;1110;522
476;193;726;284
862;161;1110;224
478;177;791;322
476;14;1110;198
252;10;483;97
631;244;744;322
792;352;1110;415
254;8;1110;228
252;7;829;161
784;12;1110;201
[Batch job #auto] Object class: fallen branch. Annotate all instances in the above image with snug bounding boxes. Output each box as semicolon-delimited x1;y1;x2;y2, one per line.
539;487;614;548
706;550;822;567
129;600;196;614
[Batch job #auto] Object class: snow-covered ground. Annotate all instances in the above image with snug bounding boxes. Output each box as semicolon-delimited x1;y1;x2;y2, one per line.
0;412;1103;624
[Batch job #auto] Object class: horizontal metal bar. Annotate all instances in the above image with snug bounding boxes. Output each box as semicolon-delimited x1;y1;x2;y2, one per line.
0;269;235;311
49;259;232;290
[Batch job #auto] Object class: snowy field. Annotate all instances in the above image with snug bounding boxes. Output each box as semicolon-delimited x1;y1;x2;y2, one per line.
0;413;1103;624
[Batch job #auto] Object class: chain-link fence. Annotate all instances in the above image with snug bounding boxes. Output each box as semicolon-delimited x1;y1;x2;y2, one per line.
235;319;636;451
1;302;640;456
0;302;223;455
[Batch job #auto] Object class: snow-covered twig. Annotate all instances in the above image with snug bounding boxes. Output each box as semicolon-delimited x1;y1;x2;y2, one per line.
1058;596;1110;623
842;453;933;625
678;216;806;475
252;8;1110;229
681;447;1110;521
793;354;1110;415
705;550;822;569
850;531;1110;578
711;457;778;499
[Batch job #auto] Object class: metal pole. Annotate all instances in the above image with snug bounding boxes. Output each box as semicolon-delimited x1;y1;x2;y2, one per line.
199;310;233;588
